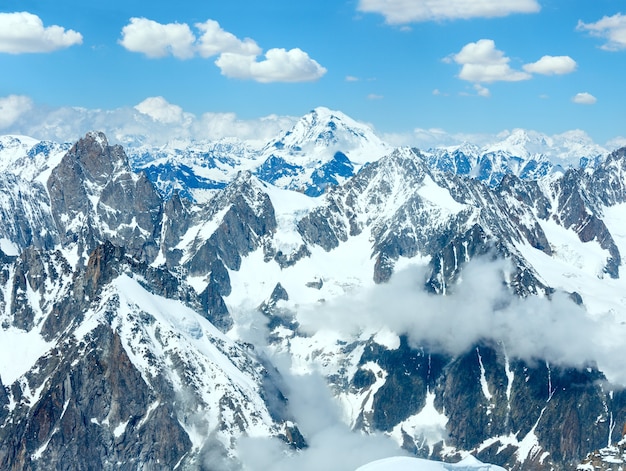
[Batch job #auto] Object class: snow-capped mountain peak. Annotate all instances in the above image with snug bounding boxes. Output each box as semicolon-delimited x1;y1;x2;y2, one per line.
262;106;390;166
485;128;553;159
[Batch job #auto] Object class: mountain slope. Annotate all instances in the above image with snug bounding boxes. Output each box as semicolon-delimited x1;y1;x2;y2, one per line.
0;126;626;470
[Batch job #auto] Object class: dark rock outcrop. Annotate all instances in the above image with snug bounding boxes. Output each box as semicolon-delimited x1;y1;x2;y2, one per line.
0;326;191;471
47;132;163;263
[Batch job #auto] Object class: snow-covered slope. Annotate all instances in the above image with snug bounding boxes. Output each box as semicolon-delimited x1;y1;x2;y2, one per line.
0;134;71;183
260;106;390;166
356;455;506;471
256;107;390;196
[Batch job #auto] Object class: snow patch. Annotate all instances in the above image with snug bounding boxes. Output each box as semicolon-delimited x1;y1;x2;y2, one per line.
0;327;52;384
417;175;465;214
373;328;400;350
0;237;19;256
391;390;448;449
355;455;506;471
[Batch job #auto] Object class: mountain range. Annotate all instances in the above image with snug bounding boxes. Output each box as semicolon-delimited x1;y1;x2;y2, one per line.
0;108;625;470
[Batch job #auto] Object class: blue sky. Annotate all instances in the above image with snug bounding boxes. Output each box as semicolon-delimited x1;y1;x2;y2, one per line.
1;0;625;146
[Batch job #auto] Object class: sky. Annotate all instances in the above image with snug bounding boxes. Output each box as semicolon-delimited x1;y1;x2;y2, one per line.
1;0;625;146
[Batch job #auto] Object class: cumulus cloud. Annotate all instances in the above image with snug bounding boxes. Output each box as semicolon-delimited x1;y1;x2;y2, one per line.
0;95;33;129
577;13;626;51
215;48;327;83
0;11;82;54
294;258;626;385
357;0;540;24
119;17;195;59
450;39;531;83
134;96;192;125
195;19;261;58
119;18;326;83
449;41;578;89
572;92;597;105
523;55;577;75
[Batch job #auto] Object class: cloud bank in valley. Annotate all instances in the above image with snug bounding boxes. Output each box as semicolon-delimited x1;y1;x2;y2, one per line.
296;258;626;385
232;256;626;470
236;360;403;471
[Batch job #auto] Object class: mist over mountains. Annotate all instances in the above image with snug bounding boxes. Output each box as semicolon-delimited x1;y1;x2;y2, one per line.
1;107;626;470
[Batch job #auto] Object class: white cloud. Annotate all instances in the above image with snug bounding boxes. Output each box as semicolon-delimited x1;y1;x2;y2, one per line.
450;41;577;87
119;17;195;59
215;48;327;83
0;12;82;54
195;19;261;58
382;127;492;148
523;55;577;75
572;92;597;105
195;111;297;144
345;75;360;82
0;95;33;129
451;39;531;83
134;96;192;125
0;95;298;145
607;136;626;150
357;0;540;24
367;93;384;100
432;89;450;97
231;314;404;471
296;259;626;385
119;18;326;83
577;13;626;51
474;83;490;97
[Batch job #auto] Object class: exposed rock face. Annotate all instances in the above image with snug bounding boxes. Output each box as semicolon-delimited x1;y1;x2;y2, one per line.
548;169;620;277
47;131;163;263
185;173;277;275
296;148;553;293
161;191;190;267
334;338;625;471
0;325;190;471
0;175;58;251
0;240;300;470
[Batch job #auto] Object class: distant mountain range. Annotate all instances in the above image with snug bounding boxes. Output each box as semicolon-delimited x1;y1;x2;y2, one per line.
0;107;614;201
0;109;625;470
